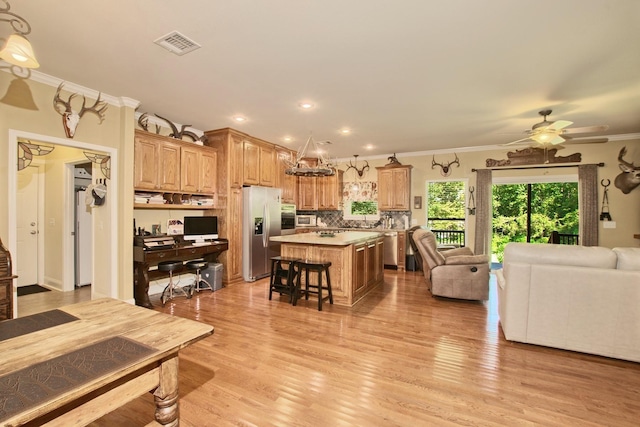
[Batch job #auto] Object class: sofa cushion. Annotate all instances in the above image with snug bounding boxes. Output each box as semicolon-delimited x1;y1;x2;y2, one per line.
504;242;617;269
613;247;640;271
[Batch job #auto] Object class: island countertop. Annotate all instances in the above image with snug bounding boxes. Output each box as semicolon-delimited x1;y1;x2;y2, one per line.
270;231;383;246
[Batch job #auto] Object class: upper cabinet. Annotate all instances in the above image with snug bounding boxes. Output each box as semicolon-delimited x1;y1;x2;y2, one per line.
297;159;343;211
275;148;297;204
134;132;181;191
181;145;217;194
243;139;275;187
318;169;344;211
134;130;218;209
376;165;412;211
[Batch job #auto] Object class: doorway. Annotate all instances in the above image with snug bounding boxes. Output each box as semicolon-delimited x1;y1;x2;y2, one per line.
8;130;119;317
16;163;44;287
491;175;578;262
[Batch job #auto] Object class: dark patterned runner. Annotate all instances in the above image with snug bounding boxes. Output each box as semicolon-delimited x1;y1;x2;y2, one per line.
0;336;156;422
0;309;79;342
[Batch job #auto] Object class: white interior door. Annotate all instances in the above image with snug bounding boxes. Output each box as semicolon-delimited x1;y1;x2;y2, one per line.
17;165;41;287
76;189;92;287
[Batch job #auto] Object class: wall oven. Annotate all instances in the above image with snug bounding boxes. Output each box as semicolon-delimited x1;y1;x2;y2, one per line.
281;204;296;235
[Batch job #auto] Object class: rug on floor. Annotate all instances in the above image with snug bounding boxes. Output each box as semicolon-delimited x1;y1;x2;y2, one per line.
17;285;51;297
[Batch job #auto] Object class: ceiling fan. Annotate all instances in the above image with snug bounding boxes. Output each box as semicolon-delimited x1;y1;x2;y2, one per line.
504;110;609;146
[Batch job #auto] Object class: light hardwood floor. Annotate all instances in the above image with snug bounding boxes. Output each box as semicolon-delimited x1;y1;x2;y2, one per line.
21;272;640;426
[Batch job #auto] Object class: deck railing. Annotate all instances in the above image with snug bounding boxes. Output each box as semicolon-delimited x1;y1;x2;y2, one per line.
427;218;466;247
549;231;579;245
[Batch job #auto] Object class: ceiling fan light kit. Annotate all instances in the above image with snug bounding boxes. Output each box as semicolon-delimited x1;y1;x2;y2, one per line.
505;110;609;147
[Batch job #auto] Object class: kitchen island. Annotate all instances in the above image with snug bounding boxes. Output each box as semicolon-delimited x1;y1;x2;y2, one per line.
270;231;384;307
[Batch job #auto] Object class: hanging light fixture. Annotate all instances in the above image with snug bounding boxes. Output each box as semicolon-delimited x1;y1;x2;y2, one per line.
284;134;336;177
0;1;39;68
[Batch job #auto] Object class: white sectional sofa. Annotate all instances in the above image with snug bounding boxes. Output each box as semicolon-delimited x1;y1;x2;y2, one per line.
496;243;640;362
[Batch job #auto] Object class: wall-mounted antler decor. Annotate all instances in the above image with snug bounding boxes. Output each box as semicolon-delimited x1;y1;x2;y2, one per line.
137;112;208;145
53;82;108;138
614;146;640;194
345;154;369;177
432;153;459;177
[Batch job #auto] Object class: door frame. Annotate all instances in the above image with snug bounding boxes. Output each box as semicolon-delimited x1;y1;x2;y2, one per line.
7;129;119;314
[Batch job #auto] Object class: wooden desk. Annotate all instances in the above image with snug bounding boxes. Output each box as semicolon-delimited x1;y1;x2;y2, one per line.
134;240;228;308
0;298;212;426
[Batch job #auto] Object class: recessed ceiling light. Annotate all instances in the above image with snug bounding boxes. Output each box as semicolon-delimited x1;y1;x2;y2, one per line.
233;116;247;123
364;144;375;150
299;102;314;110
340;128;351;135
283;136;293;142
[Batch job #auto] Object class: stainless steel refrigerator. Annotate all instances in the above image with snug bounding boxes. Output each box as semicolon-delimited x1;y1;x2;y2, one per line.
242;186;282;281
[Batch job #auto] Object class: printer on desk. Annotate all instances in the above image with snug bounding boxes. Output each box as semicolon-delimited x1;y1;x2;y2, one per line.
134;235;176;251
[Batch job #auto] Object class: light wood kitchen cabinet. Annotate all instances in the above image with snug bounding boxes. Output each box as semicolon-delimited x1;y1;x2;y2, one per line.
226;187;243;282
275;148;297;204
297;175;318;210
297;163;343;211
229;134;244;188
376;165;412;210
134;131;181;191
318;170;344;210
244;139;275;187
180;146;217;194
353;236;384;302
134;130;219;209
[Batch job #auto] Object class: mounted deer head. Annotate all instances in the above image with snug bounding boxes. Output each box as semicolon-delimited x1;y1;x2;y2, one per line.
346;154;369;177
53;82;107;138
432;153;459;177
614;146;640;194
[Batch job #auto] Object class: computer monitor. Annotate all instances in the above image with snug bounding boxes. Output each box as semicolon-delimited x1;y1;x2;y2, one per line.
183;216;218;243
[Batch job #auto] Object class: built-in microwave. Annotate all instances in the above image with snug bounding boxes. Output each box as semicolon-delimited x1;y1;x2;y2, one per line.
295;214;317;227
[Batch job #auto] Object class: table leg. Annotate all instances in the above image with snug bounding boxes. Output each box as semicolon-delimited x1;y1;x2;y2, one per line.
153;355;180;426
135;261;153;309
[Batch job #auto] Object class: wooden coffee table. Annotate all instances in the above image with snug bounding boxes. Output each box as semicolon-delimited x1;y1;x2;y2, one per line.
0;298;213;426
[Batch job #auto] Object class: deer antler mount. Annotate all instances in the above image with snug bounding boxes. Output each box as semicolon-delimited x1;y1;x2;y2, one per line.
53;82;108;138
346;155;370;178
432;153;460;177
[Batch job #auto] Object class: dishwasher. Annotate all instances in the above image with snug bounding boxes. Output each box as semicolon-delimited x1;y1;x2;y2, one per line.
383;231;398;268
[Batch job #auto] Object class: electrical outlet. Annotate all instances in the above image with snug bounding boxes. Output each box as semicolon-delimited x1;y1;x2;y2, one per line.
603;221;616;229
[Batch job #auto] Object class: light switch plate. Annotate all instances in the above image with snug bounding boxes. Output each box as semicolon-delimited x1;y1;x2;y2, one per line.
603;221;616;229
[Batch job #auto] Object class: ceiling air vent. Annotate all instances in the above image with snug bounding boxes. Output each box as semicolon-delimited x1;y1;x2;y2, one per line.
154;31;201;56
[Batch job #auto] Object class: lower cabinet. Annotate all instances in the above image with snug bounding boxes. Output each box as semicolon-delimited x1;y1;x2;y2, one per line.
279;236;383;307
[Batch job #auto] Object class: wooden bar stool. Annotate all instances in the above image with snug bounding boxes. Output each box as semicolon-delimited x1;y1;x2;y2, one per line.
292;260;333;311
158;260;192;306
269;256;300;303
185;259;213;292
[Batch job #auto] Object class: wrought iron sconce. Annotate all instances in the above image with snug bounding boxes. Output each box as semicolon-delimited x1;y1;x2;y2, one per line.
346;154;369;178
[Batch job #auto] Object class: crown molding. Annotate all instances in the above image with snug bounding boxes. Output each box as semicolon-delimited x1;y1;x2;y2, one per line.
22;69;141;109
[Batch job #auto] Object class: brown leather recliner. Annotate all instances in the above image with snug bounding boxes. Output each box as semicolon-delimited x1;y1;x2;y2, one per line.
412;229;490;300
407;225;424;271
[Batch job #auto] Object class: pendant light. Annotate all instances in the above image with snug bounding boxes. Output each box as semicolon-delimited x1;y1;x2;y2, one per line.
0;2;40;68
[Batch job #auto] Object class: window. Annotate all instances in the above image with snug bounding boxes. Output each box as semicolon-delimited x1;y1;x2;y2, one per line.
343;200;379;221
342;181;379;221
426;180;467;246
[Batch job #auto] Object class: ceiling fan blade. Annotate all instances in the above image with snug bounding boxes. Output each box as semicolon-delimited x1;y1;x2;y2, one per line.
561;125;609;134
547;120;573;131
564;137;609;144
502;137;533;146
548;135;567;145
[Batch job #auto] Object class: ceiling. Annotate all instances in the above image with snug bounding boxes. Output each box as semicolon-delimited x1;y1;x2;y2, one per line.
8;0;640;158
